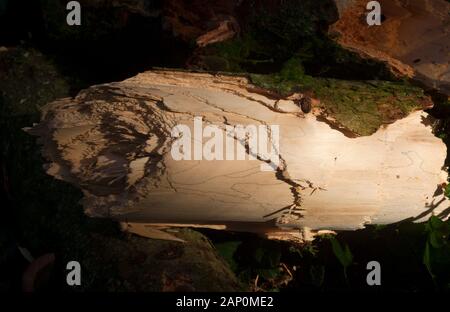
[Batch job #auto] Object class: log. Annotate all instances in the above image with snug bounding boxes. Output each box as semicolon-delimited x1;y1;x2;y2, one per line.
27;70;450;239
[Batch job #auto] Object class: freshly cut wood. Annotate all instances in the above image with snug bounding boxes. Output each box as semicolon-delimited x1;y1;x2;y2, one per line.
27;70;450;239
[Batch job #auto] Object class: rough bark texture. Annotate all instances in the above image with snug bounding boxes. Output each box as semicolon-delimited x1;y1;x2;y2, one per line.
27;70;449;239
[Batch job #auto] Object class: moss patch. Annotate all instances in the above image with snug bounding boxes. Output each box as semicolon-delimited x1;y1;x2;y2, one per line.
66;228;243;292
250;58;430;136
194;0;393;80
0;47;70;115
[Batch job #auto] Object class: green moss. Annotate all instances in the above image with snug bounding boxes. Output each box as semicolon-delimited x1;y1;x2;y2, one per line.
192;0;398;133
0;47;70;115
250;58;428;136
66;228;243;292
198;0;393;80
209;34;267;72
196;0;335;73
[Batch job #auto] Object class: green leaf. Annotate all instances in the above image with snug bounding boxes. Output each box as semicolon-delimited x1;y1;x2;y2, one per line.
425;216;449;249
423;241;435;280
330;237;353;268
445;184;450;199
429;232;444;249
429;215;444;230
215;241;241;272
